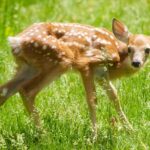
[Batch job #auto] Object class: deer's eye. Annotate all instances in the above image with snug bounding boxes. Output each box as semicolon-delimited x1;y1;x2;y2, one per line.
145;48;150;54
128;47;132;53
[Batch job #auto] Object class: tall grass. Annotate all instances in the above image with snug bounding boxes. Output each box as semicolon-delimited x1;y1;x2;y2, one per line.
0;0;150;149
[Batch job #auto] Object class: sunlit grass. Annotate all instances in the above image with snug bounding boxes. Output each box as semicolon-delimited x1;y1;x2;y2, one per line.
0;0;150;149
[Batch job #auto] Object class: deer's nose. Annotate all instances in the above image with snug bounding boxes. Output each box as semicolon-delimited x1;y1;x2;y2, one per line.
132;61;141;68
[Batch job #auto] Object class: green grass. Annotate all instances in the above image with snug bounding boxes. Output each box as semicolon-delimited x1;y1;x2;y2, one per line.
0;0;150;149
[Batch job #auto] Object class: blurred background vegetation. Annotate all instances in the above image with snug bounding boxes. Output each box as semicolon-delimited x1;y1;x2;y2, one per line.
0;0;150;149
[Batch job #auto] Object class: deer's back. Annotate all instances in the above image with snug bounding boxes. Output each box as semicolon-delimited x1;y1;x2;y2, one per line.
9;23;120;70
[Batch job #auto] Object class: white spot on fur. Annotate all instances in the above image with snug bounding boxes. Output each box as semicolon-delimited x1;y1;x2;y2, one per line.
35;29;39;33
85;37;92;45
64;59;71;64
95;28;107;35
30;40;34;43
61;51;66;55
30;33;34;36
8;37;22;49
38;35;42;38
112;53;118;60
85;51;94;57
52;39;56;43
43;38;47;41
109;35;114;40
92;35;97;40
65;41;85;49
78;35;82;38
115;41;119;49
25;37;30;41
95;38;111;45
43;31;47;34
52;45;56;49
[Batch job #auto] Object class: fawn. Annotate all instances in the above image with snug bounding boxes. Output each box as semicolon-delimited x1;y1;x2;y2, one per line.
0;19;149;136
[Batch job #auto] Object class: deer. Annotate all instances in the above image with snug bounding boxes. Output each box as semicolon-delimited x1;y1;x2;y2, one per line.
0;18;150;139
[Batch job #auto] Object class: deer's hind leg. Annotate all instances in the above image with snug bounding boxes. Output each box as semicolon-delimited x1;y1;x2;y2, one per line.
19;65;67;127
0;64;38;106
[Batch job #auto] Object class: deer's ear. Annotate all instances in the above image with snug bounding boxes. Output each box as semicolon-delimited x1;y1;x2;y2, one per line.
112;18;130;44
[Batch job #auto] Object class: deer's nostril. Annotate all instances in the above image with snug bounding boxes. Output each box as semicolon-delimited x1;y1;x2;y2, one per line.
132;61;140;68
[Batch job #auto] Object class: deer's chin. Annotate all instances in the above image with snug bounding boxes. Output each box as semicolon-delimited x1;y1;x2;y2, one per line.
131;66;141;70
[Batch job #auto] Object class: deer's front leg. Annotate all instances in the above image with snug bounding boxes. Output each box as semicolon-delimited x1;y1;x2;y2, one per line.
80;68;97;137
101;79;134;131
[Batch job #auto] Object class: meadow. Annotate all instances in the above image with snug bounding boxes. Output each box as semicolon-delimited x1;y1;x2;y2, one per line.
0;0;150;149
